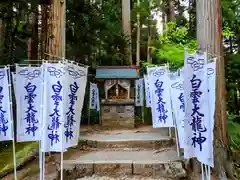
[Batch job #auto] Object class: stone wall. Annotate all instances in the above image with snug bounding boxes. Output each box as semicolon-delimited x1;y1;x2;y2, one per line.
101;105;135;128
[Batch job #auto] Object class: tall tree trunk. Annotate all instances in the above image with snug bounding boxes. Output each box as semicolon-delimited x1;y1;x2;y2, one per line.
122;0;132;65
136;0;140;67
47;0;65;61
31;4;39;62
147;22;152;64
162;13;167;31
188;0;196;38
166;0;175;22
8;0;14;64
147;1;152;64
196;0;236;179
0;19;3;58
229;36;233;53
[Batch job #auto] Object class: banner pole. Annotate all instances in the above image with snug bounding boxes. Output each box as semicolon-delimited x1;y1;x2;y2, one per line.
88;83;91;125
42;61;48;180
201;163;205;180
173;115;180;157
168;127;172;138
39;61;45;180
7;65;17;180
208;165;211;180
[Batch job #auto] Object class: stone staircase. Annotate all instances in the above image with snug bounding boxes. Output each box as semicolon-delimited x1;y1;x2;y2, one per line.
61;127;187;179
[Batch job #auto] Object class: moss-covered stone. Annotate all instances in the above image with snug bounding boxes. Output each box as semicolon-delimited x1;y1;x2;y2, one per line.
0;142;39;177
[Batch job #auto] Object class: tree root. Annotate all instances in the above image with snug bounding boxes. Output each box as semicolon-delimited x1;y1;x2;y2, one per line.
213;145;238;180
223;160;238;180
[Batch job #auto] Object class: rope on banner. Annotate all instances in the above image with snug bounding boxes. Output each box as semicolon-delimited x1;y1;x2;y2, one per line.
0;63;39;67
44;53;89;68
7;65;18;180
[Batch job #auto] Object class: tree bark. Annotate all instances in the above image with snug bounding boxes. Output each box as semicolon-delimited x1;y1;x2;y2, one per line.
188;0;196;38
122;0;132;65
136;0;140;67
31;4;39;62
166;0;175;22
47;0;66;61
196;0;236;179
147;0;152;64
0;19;3;58
147;18;152;64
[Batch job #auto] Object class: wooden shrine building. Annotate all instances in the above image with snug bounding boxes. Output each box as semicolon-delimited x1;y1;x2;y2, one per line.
95;66;139;128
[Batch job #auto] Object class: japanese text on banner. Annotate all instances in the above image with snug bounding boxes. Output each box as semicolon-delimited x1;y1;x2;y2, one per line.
15;67;42;142
184;51;212;166
135;78;144;107
63;63;88;148
170;75;185;148
41;63;65;152
149;67;174;128
206;61;216;167
144;75;151;107
89;83;100;111
0;68;13;141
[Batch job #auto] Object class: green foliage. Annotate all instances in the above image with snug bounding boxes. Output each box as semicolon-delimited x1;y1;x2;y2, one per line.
225;53;240;114
228;114;240;151
66;0;126;65
160;22;189;45
149;22;197;70
222;27;233;37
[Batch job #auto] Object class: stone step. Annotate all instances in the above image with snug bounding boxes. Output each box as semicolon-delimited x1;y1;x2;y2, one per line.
61;150;186;179
79;131;175;150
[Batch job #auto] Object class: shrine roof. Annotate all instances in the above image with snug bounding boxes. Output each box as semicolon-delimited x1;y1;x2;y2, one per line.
96;66;139;79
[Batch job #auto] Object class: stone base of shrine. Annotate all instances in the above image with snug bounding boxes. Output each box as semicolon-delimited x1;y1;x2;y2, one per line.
101;104;135;128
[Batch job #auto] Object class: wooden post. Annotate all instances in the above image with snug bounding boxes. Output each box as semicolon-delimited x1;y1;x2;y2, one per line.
122;0;132;65
196;0;235;179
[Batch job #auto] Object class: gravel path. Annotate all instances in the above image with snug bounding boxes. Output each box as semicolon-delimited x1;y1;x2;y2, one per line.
77;175;172;180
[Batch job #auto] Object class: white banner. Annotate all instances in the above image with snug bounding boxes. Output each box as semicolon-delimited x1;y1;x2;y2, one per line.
96;86;100;112
0;67;13;141
89;83;99;111
149;67;174;128
170;75;185;148
144;75;151;107
41;63;65;152
206;61;216;167
15;67;42;142
63;63;88;148
135;78;144;106
146;66;158;110
184;51;211;166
